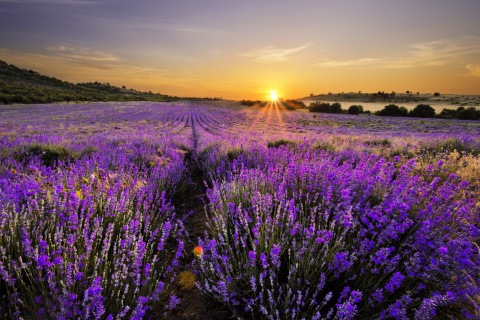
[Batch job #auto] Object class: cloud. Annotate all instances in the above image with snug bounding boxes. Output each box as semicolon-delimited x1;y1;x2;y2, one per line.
0;47;167;76
390;36;480;68
313;58;380;68
313;36;480;69
466;64;480;77
47;45;120;62
240;44;309;63
167;25;233;35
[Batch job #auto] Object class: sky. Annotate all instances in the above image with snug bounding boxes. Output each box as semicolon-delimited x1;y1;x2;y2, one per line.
1;0;480;100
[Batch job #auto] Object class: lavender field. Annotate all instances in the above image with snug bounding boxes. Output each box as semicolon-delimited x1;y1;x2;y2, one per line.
1;101;479;319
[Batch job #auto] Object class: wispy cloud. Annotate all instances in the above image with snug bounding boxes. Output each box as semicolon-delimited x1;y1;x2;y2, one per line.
466;64;480;77
313;36;480;70
0;47;167;75
313;58;380;68
390;36;480;68
47;45;120;62
167;25;232;35
240;44;309;63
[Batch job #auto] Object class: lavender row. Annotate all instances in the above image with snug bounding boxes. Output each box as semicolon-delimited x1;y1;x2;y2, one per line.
0;131;189;318
1;101;480;319
194;140;480;319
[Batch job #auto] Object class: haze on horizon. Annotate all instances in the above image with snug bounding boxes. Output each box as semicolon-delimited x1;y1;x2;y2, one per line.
1;0;480;100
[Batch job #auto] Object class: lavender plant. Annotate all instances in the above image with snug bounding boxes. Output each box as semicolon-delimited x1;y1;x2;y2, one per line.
0;136;187;319
1;101;480;319
195;144;480;319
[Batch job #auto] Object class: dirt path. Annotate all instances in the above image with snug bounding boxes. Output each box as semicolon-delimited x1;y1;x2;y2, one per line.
160;106;231;319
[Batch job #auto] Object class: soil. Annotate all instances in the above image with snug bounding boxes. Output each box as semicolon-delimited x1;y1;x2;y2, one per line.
158;161;232;320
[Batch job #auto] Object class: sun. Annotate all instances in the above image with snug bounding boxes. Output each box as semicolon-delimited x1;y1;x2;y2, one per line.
270;90;278;100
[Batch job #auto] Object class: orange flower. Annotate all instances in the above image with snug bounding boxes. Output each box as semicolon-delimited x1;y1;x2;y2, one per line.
193;246;203;257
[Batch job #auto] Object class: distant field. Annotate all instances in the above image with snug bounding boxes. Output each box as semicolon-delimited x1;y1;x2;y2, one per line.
1;101;479;319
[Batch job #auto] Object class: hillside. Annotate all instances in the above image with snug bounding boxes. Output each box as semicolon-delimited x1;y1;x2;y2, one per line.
0;60;187;104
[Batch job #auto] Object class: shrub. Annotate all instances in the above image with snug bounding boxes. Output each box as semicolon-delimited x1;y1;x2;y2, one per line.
348;105;364;115
458;107;480;120
438;108;458;119
330;102;342;114
377;104;408;117
409;104;435;118
240;100;261;106
309;102;343;114
281;100;306;110
309;102;331;113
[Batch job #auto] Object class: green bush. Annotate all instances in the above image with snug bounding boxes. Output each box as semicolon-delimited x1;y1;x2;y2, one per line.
376;104;408;117
348;105;364;115
309;102;343;114
458;107;480;120
409;104;435;118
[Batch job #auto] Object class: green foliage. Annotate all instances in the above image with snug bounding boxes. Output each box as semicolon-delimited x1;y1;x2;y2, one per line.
226;148;245;161
458;107;480;120
309;102;343;114
267;139;295;148
409;104;435;118
376;104;408;117
313;142;336;153
79;146;97;159
17;143;77;167
280;99;306;110
240;100;261;106
348;105;364;115
0;60;184;104
438;107;461;119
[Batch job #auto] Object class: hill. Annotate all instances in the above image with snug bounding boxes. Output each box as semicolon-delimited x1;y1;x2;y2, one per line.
0;60;204;104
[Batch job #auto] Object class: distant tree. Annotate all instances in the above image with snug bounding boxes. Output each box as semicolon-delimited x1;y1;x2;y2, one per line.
438;108;458;119
409;104;435;118
330;102;342;113
434;92;440;97
458;107;480;120
309;102;331;113
406;91;410;94
377;104;408;117
348;105;364;115
309;102;343;113
399;106;408;116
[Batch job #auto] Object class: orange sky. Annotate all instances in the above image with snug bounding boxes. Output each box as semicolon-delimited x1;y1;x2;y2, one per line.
1;0;480;99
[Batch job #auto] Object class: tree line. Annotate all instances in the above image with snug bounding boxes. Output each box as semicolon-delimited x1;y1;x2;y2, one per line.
308;101;480;120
